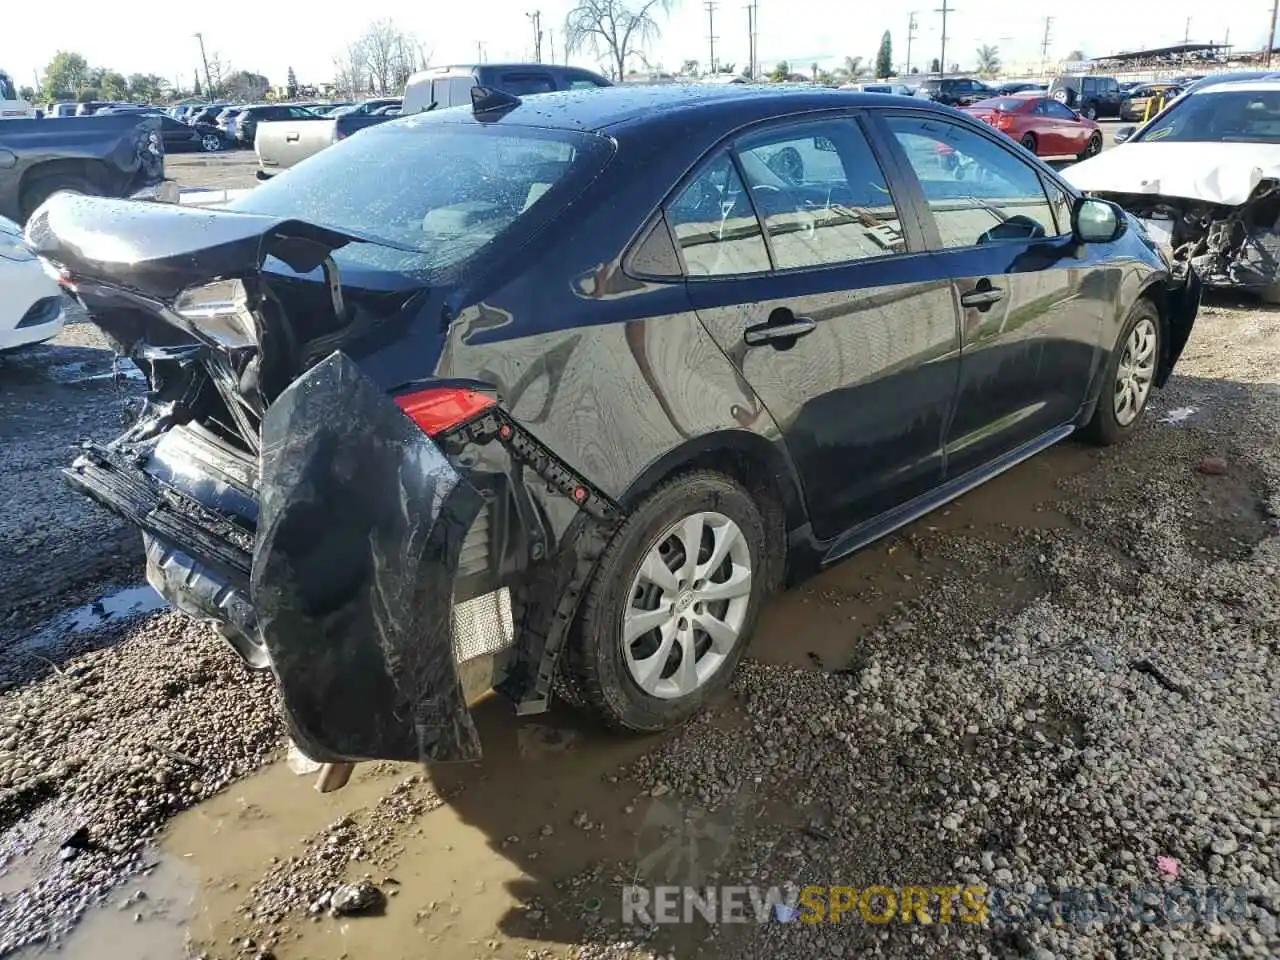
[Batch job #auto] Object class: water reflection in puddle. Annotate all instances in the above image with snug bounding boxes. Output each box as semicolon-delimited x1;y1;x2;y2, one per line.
16;585;166;657
12;853;197;960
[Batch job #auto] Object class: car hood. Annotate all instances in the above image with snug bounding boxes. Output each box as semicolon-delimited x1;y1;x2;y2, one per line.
1062;141;1280;206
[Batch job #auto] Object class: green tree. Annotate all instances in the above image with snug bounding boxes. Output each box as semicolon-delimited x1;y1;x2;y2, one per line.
769;60;790;82
876;31;893;78
975;44;1000;76
286;66;298;99
18;85;35;102
43;51;89;97
98;71;128;100
1066;49;1086;61
929;57;940;73
127;73;164;102
843;55;863;78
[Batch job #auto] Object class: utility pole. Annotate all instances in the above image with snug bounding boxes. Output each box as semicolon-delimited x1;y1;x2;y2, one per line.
548;27;556;65
1183;17;1191;45
1271;0;1279;68
193;32;212;98
1040;16;1053;75
528;11;543;63
905;11;919;75
476;40;487;63
746;3;755;80
935;0;952;76
705;1;719;75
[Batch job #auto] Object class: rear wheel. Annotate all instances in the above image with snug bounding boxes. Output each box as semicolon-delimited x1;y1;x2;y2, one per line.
1081;299;1161;445
1078;133;1103;161
567;471;770;732
1020;133;1038;155
200;133;223;152
20;174;98;221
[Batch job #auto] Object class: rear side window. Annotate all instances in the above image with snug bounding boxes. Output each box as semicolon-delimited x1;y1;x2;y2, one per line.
499;73;556;95
886;115;1060;247
736;119;905;268
443;77;476;107
667;153;771;276
230;124;613;275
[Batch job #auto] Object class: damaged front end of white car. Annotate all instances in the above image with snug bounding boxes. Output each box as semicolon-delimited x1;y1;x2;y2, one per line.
1100;180;1280;299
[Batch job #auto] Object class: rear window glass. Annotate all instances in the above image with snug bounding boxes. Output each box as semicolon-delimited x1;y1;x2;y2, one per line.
229;122;613;274
499;74;557;95
974;97;1028;111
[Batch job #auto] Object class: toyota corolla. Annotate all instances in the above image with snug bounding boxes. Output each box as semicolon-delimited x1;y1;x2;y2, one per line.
26;85;1199;772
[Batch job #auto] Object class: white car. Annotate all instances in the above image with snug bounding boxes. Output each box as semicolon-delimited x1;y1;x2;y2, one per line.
0;216;65;350
839;81;916;96
1062;78;1280;300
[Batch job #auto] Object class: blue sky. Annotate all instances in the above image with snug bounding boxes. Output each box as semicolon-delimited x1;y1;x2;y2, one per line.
2;0;1269;92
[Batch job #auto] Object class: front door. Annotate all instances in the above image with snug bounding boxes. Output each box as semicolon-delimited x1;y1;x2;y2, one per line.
671;115;961;540
1036;98;1092;155
872;111;1110;478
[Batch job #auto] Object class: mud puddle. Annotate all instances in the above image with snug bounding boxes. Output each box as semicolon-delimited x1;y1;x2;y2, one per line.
12;585;165;658
131;443;1099;960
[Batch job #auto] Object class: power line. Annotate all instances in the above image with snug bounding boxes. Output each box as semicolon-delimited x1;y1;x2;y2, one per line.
906;11;919;75
935;0;952;76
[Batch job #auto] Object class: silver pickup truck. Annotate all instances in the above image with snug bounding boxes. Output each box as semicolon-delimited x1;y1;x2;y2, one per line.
253;100;401;177
256;65;612;177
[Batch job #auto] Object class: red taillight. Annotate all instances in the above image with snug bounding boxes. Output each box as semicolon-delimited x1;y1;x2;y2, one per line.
993;111;1016;131
395;387;496;437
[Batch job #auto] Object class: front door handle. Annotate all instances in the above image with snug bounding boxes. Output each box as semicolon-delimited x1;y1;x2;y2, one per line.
744;313;817;347
286;132;300;142
960;285;1005;310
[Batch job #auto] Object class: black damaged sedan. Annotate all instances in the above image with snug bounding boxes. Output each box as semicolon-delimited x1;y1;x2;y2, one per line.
27;85;1199;769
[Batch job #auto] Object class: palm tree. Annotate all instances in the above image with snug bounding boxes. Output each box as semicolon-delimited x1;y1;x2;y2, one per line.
843;56;864;79
975;45;1001;77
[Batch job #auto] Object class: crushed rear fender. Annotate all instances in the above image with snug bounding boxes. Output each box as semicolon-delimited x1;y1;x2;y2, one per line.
252;352;484;763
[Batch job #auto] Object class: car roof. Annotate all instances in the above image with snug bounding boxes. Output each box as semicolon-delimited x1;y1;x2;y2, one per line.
1190;78;1280;94
408;84;928;134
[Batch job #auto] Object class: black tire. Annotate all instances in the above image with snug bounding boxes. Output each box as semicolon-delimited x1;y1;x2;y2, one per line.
1020;133;1038;155
1077;133;1103;161
566;470;772;733
1081;298;1162;446
20;174;98;221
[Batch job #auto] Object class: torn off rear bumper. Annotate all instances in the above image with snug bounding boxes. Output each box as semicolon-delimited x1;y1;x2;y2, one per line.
68;352;486;763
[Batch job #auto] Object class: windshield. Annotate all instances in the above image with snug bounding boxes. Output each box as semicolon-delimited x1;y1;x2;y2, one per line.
1137;88;1280;143
972;97;1028;111
228;121;613;275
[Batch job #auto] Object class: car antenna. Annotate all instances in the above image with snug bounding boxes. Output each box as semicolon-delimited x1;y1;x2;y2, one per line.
471;86;521;120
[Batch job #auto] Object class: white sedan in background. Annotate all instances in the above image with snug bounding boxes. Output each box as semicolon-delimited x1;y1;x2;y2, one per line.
0;215;65;351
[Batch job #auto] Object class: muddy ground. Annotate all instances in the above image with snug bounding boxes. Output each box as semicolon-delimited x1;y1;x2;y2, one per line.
1;286;1277;960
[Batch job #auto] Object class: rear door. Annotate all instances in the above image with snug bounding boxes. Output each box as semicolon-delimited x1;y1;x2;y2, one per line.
679;114;961;540
871;110;1106;477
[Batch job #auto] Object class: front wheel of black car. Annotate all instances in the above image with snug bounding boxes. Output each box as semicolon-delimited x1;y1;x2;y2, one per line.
200;133;223;152
1082;299;1162;446
569;471;770;732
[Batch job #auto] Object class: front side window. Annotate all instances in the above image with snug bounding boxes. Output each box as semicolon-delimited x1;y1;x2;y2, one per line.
886;115;1059;248
667;153;771;277
1042;100;1077;120
736;119;905;269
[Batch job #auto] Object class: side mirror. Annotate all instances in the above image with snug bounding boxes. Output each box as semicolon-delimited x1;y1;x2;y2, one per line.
1113;125;1137;144
1073;197;1127;243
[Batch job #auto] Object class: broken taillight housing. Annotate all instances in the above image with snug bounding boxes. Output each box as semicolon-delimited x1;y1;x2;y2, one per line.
173;279;257;348
395;387;496;437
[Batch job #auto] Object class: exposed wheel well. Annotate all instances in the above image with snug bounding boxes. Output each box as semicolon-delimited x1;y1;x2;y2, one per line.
19;160;112;209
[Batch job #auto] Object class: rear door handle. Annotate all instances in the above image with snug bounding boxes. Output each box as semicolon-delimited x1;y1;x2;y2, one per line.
960;286;1005;310
286;132;300;142
744;315;817;347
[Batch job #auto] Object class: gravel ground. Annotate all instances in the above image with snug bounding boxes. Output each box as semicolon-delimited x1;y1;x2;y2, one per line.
0;294;1276;960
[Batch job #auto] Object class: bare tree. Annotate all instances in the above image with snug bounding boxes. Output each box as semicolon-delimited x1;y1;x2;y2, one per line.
333;42;366;99
363;19;406;95
205;53;229;98
564;0;672;82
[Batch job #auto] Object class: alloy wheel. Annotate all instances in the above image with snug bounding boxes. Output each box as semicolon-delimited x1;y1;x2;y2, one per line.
201;134;222;152
621;510;752;699
1114;317;1158;426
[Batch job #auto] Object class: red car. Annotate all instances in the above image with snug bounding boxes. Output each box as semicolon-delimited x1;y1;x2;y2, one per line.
962;94;1103;160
